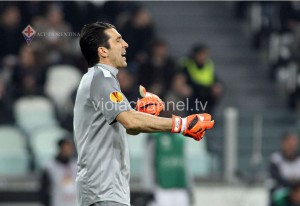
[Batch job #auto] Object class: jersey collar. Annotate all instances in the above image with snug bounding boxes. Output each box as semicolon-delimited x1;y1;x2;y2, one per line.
96;63;119;77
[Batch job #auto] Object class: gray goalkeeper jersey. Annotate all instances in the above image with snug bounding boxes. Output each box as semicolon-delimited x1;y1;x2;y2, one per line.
73;64;132;206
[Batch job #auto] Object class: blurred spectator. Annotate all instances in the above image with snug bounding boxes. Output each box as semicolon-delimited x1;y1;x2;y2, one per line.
40;137;77;206
101;1;139;28
62;2;98;33
162;73;192;118
246;2;280;49
269;132;300;206
11;43;47;99
270;132;300;189
34;3;73;65
144;133;193;206
121;6;155;63
18;1;49;25
180;44;223;114
138;39;176;98
0;4;24;59
118;69;138;103
280;1;300;33
280;2;300;62
143;74;193;205
273;182;300;206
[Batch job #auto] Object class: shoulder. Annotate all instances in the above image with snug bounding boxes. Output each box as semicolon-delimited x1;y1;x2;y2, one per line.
88;66;116;87
89;66;120;98
71;158;77;168
93;66;113;78
270;152;283;164
91;66;117;84
44;159;57;171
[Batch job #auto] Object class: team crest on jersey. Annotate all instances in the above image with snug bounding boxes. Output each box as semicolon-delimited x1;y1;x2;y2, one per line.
109;91;124;103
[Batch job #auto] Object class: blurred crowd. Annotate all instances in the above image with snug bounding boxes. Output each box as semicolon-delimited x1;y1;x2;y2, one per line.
0;1;222;129
235;3;300;204
235;1;300;111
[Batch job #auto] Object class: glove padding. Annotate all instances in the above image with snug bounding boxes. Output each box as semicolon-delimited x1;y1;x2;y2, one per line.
135;85;164;116
172;113;214;141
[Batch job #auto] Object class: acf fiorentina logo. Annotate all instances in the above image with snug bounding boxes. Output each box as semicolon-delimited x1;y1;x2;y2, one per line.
22;25;36;45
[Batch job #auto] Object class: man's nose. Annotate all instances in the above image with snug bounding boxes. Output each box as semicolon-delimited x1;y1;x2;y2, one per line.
123;40;129;48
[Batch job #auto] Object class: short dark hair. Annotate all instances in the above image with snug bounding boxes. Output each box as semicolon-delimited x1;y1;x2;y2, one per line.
57;137;73;148
191;43;208;56
281;131;297;142
79;22;116;67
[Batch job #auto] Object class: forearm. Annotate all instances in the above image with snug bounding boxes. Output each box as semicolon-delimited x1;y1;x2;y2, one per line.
118;110;214;141
131;112;172;132
117;110;172;133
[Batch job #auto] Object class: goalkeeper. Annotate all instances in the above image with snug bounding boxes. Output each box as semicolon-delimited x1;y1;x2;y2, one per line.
74;22;214;206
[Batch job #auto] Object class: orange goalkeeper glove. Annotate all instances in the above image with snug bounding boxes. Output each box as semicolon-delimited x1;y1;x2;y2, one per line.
136;85;164;116
171;113;214;141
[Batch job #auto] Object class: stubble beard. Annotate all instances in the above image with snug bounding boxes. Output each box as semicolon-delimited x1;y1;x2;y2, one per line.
116;58;127;69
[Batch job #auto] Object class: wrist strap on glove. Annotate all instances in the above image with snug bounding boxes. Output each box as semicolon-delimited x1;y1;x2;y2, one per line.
171;115;187;133
172;114;214;141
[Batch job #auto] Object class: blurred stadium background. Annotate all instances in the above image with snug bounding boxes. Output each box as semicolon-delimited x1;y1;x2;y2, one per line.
1;1;300;206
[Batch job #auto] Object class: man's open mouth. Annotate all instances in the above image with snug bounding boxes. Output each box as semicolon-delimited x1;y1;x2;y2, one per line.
122;51;126;60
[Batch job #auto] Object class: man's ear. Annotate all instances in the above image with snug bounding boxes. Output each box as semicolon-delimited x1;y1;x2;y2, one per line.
98;47;108;58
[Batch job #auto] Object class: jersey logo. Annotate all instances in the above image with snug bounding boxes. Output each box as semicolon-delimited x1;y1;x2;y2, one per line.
109;91;124;103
